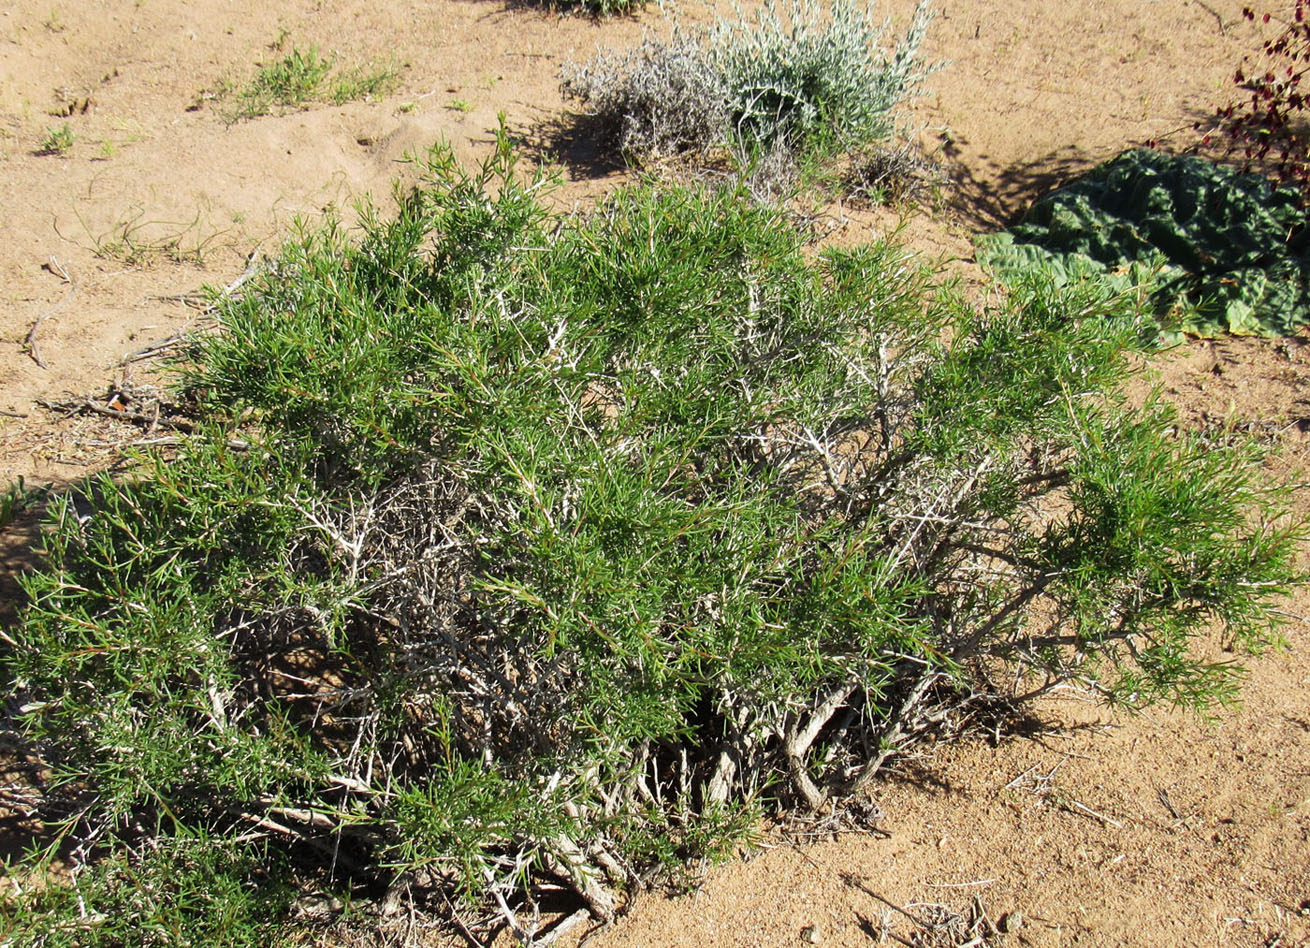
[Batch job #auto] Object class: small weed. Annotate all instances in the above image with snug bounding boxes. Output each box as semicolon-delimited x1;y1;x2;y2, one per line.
0;478;42;530
446;98;472;113
189;76;235;112
397;101;418;114
36;123;73;155
240;45;334;115
328;62;399;104
223;43;398;120
43;9;65;32
71;204;230;267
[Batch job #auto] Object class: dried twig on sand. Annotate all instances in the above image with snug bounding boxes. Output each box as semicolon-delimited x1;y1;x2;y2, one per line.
25;256;76;369
123;250;262;365
36;396;195;433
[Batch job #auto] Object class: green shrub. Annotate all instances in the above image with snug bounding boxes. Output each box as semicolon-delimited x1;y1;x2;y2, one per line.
7;137;1300;935
561;0;936;184
1;836;295;948
976;148;1310;339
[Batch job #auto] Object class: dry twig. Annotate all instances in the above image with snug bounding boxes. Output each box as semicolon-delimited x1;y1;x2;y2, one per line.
25;256;76;369
122;250;261;365
1065;798;1122;828
35;397;194;433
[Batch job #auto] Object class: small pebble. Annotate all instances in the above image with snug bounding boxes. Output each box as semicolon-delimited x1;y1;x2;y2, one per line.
800;925;820;944
998;911;1023;933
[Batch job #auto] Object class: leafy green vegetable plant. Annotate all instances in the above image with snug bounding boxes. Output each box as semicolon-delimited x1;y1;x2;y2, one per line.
976;148;1310;339
7;136;1300;938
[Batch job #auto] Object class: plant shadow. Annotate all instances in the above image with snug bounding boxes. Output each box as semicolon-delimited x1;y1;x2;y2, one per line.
877;699;1111;800
2;492;69;866
518;109;630;182
0;509;42;633
944;141;1109;230
468;0;649;18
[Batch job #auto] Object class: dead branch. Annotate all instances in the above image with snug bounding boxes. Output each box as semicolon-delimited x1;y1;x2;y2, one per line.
543;833;617;923
784;679;860;810
25;256;76;369
231;807;362;872
35;396;195;432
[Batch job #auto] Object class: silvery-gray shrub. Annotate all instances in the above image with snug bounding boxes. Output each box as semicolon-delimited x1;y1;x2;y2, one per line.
562;0;938;168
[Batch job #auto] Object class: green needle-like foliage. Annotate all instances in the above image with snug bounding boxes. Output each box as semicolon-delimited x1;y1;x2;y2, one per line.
2;835;294;948
6;136;1301;937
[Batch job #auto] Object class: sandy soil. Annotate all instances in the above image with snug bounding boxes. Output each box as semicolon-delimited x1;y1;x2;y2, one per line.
1;1;1308;946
